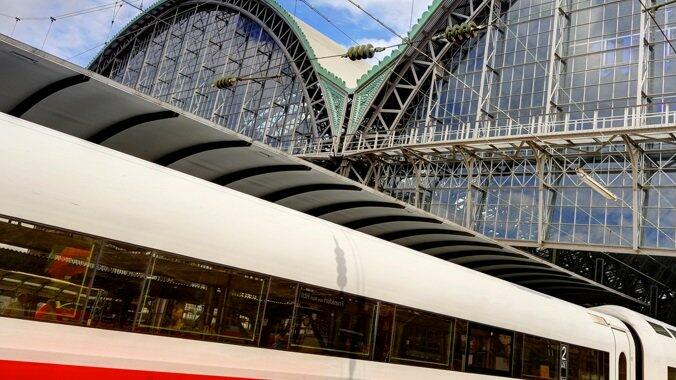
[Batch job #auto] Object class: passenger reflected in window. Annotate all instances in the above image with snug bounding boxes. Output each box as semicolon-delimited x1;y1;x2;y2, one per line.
0;218;98;324
1;292;30;318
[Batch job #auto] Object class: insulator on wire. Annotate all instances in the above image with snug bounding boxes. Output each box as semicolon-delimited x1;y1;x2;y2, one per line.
343;44;386;61
213;76;238;88
442;21;479;42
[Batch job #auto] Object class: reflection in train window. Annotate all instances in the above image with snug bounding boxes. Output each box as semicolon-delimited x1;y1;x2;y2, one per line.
137;253;267;343
261;278;296;350
522;335;559;379
373;303;395;362
467;323;513;376
391;307;453;367
0;218;98;324
291;286;376;357
86;241;150;331
567;345;606;380
511;333;524;376
647;320;672;337
452;319;469;371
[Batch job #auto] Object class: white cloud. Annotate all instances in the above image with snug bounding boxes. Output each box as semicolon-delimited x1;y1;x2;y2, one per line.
309;0;434;36
0;0;140;66
0;0;434;68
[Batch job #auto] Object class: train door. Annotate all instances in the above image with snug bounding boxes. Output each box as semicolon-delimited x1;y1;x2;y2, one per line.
613;328;634;380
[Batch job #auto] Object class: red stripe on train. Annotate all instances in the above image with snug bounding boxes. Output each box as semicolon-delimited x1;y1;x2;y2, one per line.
0;359;254;380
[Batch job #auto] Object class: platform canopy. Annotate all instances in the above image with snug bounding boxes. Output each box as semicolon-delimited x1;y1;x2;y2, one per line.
0;35;642;307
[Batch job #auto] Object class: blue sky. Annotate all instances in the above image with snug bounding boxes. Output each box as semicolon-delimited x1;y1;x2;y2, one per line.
0;0;433;67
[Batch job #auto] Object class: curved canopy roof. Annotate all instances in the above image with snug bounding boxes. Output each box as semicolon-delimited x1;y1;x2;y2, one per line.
0;34;642;308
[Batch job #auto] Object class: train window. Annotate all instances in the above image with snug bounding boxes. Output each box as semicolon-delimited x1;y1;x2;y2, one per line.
669;329;676;339
136;253;267;344
466;323;513;376
373;302;395;362
567;345;606;380
0;218;99;324
668;367;676;380
647;320;673;337
85;241;151;331
260;278;296;350
618;353;627;380
451;319;468;371
512;333;524;376
290;286;376;357
391;306;453;367
522;335;559;379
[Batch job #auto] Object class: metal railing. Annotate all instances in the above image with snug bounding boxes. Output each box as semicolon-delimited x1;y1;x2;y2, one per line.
341;105;676;154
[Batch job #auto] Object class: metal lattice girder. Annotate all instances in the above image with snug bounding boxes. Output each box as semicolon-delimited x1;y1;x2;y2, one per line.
353;0;494;136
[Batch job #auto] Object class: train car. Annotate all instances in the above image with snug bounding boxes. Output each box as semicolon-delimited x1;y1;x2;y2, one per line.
0;111;674;379
592;305;676;380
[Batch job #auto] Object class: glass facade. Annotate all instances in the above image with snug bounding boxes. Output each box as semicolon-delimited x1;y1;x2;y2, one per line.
93;3;318;152
402;0;676;128
375;0;676;251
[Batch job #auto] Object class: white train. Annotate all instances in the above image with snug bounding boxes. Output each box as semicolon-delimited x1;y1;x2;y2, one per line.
0;111;674;380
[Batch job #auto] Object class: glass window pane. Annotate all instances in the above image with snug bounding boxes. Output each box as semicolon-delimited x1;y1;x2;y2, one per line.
0;218;99;324
85;241;151;331
260;278;296;350
467;323;513;376
522;335;559;379
568;345;601;380
452;319;469;371
391;306;453;367
137;253;267;344
373;303;395;362
290;285;377;357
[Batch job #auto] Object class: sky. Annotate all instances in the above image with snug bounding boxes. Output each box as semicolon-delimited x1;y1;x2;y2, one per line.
0;0;434;67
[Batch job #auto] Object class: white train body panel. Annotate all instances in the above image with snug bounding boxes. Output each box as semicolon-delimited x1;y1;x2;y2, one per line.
0;111;672;379
593;305;676;380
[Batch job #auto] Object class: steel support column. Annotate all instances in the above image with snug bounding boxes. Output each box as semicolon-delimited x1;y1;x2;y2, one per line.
460;150;484;229
636;0;654;125
544;0;570;121
475;0;502;129
533;149;552;246
622;135;645;251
